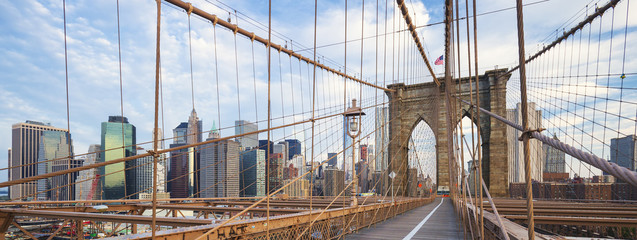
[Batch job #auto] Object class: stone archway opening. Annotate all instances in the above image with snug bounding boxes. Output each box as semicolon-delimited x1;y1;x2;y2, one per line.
408;120;437;195
455;116;482;193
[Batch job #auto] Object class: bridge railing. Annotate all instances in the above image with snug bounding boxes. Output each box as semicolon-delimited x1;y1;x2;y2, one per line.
108;197;433;239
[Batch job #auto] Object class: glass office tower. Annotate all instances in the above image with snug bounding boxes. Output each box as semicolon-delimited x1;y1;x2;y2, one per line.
100;116;136;200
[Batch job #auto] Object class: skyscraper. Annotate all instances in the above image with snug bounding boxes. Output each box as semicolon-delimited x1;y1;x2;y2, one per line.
360;144;368;161
133;147;167;198
506;102;544;183
169;122;189;198
327;153;338;167
100;116;136;200
375;107;389;172
268;153;284;193
200;127;239;198
284;139;302;160
187;109;202;145
343;116;352;173
355;161;369;193
258;140;273;160
168;142;188;198
543;135;566;173
240;149;265;197
153;128;165;150
273;142;288;164
610;135;637;171
187;109;202;197
37;130;77;201
172;122;188;144
324;168;344;196
235;120;258;149
10;121;70;200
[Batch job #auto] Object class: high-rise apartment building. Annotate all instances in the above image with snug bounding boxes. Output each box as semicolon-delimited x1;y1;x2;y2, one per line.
543;135;566;173
375;107;389;172
100;116;136;200
506;102;544;183
240;149;265;197
235;120;258;149
199;128;239;198
10;121;70;200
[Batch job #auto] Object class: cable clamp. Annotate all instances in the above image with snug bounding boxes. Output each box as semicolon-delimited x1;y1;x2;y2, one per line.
233;25;239;34
147;150;161;158
213;16;218;26
187;3;193;16
518;128;545;141
250;33;256;42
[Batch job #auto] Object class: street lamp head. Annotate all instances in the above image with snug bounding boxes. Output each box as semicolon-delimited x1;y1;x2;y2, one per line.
343;99;366;117
343;99;366;138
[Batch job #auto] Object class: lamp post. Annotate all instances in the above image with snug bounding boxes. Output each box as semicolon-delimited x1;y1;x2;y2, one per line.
343;99;365;206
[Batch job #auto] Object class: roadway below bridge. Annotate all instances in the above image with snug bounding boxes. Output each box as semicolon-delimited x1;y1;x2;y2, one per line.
347;197;464;240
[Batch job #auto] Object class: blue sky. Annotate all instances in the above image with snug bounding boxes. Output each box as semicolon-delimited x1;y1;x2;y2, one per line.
1;0;635;184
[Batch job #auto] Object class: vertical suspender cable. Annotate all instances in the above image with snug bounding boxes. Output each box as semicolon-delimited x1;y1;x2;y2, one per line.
442;0;457;232
342;0;348;219
453;0;468;236
471;0;484;236
463;0;478;231
310;0;318;233
514;0;535;239
62;0;73;203
151;0;161;237
187;8;195;111
235;32;242;127
116;0;127;202
266;0;272;238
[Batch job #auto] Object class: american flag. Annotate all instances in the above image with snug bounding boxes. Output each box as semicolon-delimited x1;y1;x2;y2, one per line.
434;55;444;65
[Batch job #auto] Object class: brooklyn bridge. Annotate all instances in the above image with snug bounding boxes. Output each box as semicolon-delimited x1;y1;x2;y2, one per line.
0;0;635;239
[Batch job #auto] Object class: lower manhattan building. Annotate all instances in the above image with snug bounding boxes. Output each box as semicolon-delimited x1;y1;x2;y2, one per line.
100;116;136;200
610;135;637;171
240;148;266;197
10;121;71;200
37;130;78;201
507;102;544;183
200;128;240;198
133;147;168;198
75;144;101;200
543;135;566;173
168;143;188;198
324;167;345;196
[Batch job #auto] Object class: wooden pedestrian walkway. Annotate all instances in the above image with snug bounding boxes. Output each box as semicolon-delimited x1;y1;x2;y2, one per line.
347;197;464;240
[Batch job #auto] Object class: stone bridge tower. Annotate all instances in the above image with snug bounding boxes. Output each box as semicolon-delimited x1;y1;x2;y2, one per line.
386;69;511;197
